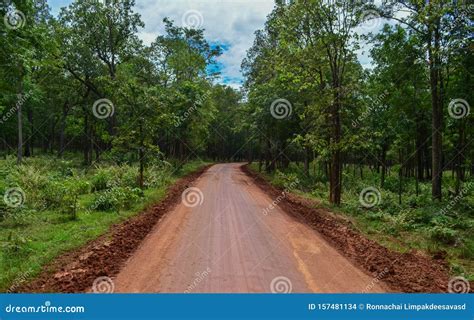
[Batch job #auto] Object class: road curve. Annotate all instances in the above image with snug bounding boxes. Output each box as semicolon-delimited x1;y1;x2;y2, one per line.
113;163;387;293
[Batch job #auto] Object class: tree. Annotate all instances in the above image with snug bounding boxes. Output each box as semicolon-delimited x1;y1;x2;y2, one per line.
378;0;472;199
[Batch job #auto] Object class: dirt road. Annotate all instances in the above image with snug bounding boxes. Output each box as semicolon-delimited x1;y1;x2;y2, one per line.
114;163;386;293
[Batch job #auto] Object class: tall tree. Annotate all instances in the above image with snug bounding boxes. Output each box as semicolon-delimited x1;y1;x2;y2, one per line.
378;0;472;199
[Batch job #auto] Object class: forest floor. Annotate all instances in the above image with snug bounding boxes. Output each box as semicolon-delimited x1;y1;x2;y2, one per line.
17;163;460;293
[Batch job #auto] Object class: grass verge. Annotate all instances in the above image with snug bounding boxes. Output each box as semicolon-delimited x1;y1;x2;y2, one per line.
0;157;210;292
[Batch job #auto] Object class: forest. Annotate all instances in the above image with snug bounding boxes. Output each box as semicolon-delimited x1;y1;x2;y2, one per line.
0;0;473;291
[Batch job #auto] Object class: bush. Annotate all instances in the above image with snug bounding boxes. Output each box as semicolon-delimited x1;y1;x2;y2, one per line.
145;163;173;188
429;226;458;244
0;201;12;220
383;175;403;193
273;170;300;190
61;179;90;219
1;232;33;256
90;165;141;192
90;167;114;192
397;208;432;227
38;180;67;209
120;165;139;188
91;187;143;212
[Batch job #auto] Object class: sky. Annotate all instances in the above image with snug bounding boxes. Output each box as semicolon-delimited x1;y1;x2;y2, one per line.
49;0;275;89
48;0;384;89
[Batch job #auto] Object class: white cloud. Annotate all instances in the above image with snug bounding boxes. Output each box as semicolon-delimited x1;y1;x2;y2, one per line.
50;0;397;85
135;0;275;87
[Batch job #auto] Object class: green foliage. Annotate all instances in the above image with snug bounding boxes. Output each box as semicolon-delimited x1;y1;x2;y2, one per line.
0;0;472;289
0;155;180;219
272;170;299;189
1;232;33;256
0;155;209;291
90;168;112;192
429;226;458;245
92;187;143;212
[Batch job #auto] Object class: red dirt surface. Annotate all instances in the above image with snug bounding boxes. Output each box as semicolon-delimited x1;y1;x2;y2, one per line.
114;163;386;293
18;165;211;293
241;164;455;293
17;163;467;293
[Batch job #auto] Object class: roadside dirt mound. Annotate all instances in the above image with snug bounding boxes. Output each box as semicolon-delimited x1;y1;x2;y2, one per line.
18;165;211;293
242;164;456;293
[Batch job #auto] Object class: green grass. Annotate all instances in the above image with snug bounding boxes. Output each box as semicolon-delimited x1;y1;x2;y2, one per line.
0;155;210;292
249;162;474;280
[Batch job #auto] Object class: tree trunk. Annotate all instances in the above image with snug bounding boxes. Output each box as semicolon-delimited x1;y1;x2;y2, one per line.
398;149;403;205
429;26;443;201
83;108;91;165
138;119;145;189
24;105;33;157
455;121;466;194
381;144;387;188
303;147;310;176
17;81;23;165
329;100;342;205
58;101;69;157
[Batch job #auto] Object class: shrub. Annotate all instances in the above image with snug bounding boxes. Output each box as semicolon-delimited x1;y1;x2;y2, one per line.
366;211;386;221
38;180;67;209
61;179;90;219
120;165;139;188
1;232;33;256
429;226;458;244
398;208;432;226
145;164;173;188
91;165;141;191
383;175;401;193
91;187;143;212
90;167;114;192
273;170;300;190
0;201;11;220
